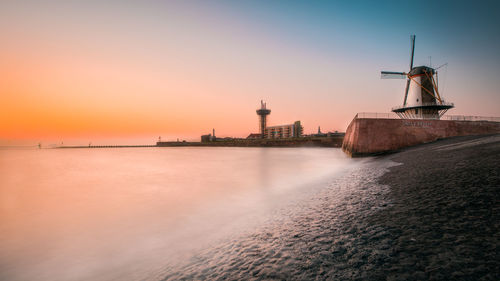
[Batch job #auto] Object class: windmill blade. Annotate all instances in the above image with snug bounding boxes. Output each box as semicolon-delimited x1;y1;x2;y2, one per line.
381;71;407;79
435;62;448;70
409;35;415;70
403;78;410;105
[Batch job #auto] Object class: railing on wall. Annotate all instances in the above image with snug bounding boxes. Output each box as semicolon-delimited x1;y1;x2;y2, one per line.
355;112;400;119
355;112;500;122
441;115;500;122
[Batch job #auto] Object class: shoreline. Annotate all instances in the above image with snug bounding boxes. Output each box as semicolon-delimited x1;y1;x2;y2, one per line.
158;150;397;280
159;134;499;280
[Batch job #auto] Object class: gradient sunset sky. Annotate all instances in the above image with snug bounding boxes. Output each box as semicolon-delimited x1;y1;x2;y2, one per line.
1;0;499;145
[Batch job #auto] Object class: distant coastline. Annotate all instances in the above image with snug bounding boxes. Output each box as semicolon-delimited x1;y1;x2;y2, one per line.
53;135;345;149
158;135;344;148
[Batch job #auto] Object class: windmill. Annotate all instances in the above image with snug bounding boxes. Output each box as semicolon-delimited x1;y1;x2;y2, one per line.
381;35;453;119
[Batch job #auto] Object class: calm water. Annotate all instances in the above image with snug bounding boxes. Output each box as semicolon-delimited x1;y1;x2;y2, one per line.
0;147;393;280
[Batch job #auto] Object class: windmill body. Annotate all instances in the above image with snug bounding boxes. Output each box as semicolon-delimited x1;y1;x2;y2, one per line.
382;36;454;119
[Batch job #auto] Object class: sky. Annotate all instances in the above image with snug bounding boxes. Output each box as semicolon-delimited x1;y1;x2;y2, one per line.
1;0;499;145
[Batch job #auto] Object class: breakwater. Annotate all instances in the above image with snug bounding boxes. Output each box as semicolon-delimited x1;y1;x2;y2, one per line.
53;136;344;149
342;115;500;157
158;136;344;148
56;145;157;149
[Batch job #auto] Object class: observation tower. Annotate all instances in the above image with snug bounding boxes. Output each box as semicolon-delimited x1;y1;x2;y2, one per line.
256;100;271;138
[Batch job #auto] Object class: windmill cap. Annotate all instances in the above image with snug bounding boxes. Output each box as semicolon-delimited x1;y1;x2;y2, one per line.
409;66;435;76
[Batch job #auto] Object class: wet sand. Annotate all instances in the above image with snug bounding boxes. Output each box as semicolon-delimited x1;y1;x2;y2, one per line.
370;134;500;280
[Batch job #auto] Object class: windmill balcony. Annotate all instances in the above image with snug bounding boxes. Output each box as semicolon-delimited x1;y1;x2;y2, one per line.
391;101;455;112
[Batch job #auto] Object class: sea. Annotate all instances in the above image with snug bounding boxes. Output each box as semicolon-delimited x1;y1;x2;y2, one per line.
0;147;396;280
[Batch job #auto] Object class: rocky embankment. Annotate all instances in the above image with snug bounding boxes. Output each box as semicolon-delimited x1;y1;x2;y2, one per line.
369;134;500;280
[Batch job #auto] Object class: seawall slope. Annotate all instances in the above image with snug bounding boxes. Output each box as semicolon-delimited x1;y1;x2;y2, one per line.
368;134;500;280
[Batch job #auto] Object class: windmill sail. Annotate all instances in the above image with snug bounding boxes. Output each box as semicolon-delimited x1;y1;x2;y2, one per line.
409;35;415;70
381;71;406;79
403;79;411;105
404;35;416;105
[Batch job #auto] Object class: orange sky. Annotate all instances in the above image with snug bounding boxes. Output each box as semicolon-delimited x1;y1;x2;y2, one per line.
1;1;499;145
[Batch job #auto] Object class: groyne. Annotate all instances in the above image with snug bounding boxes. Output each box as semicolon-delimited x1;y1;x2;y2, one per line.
342;114;500;157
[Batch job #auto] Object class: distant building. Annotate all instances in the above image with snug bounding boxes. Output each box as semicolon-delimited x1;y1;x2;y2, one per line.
246;133;262;139
304;129;345;138
314;126;327;137
201;134;212;142
327;131;345;137
201;128;217;142
253;100;303;139
265;121;302;139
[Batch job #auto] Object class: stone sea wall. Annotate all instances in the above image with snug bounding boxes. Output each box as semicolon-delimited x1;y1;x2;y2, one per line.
342;118;500;157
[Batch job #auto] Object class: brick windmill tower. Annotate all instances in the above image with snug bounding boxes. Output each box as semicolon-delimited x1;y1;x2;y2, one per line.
381;35;454;119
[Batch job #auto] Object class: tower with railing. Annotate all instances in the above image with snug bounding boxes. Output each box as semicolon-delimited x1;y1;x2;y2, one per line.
256;100;271;138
